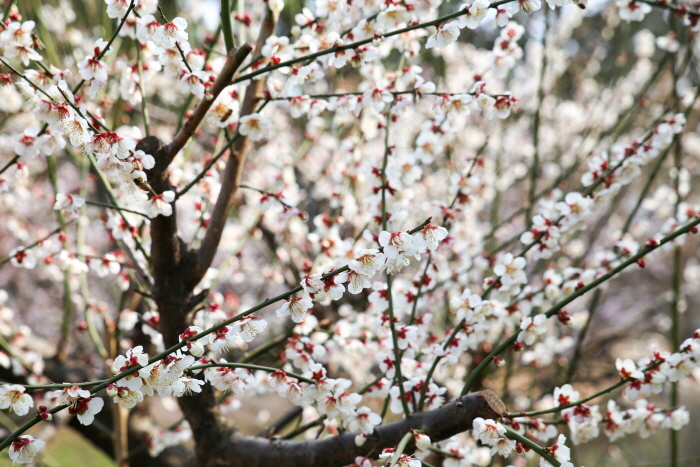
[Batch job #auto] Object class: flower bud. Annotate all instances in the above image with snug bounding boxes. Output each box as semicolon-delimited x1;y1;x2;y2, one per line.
355;433;367;446
414;432;431;451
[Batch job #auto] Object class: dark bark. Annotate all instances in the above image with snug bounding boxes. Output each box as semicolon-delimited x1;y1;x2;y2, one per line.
227;390;507;467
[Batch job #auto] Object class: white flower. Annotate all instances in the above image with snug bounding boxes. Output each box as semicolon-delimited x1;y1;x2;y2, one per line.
54;193;85;215
133;149;155;170
0;385;33;416
553;384;579;407
144;191;176;218
205;363;255;393
232;316;268;342
472;417;506;445
269;0;285;13
9;248;37;270
616;0;651;21
277;295;313;323
349;249;386;277
378;231;418;274
153;17;188;48
347;406;381;435
474;93;495;110
105;0;131;18
435;94;472;119
113;346;150;390
77;55;108;83
426;21;461;49
493;253;527;287
88;254;121;277
179;326;215;356
363;87;394;112
112;386;144;408
301;273;325;295
53;385;91;406
519;0;542;13
9;435;46;465
540;434;573;467
179;71;208;98
458;0;490;29
413;224;448;252
238;113;272;141
62;114;92;147
14;127;40;158
323;271;348;301
69;397;104;425
211;326;240;352
136;15;161;44
518;314;548;345
347;271;373;294
616;358;644;380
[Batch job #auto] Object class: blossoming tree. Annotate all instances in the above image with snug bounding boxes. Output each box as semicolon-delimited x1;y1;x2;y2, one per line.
0;0;699;466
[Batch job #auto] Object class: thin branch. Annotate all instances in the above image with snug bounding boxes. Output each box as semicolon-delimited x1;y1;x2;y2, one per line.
165;43;253;163
85;200;149;217
0;222;73;266
196;6;278;279
505;428;560;466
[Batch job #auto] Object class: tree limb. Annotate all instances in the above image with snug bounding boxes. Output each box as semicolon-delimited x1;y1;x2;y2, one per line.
165;44;253;163
223;390;506;467
196;6;279;280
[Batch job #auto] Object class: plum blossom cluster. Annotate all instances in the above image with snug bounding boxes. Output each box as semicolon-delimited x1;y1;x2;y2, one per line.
282;224;447;322
509;330;700;451
2;0;700;464
521;114;687;260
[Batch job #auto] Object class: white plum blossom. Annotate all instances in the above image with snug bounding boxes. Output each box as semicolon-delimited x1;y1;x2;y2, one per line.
0;385;33;416
616;358;645;380
347;406;382;434
9;436;46;465
493;253;527;288
426;21;461;49
54;193;85;216
458;0;490;29
540;434;574;467
232;316;268;342
153;17;188;48
378;231;419;274
413;224;448;252
105;0;131;18
15;127;40;158
9;248;37;270
69;397;104;425
238;113;273;141
519;0;542;13
113;346;150;390
277;295;314;323
553;384;579;407
349;249;386;277
179;326;215;356
53;385;91;406
617;0;652;21
180;71;208;98
518;314;548;345
144;191;176;218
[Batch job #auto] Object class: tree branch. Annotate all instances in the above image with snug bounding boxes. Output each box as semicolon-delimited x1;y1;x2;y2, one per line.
226;390;506;467
196;6;278;279
165;44;253;164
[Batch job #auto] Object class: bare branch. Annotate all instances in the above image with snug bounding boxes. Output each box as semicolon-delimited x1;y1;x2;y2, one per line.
196;6;278;279
225;390;506;467
165;44;253;164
